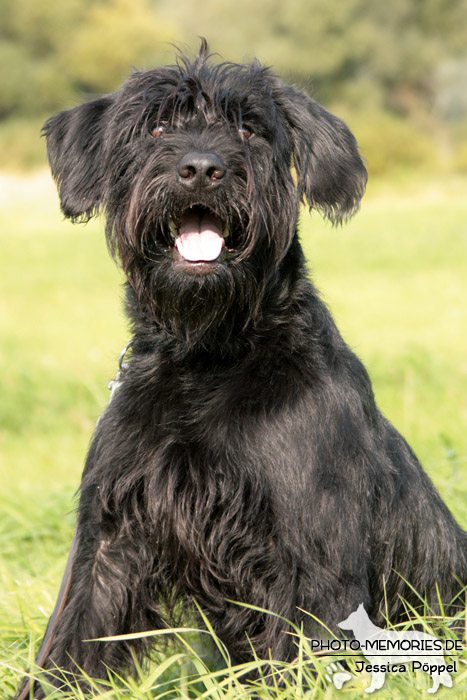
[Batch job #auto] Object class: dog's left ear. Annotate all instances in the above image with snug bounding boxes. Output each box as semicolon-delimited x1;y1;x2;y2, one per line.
274;82;367;223
42;96;114;221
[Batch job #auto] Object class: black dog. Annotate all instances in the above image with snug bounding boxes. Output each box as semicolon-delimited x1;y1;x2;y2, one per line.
16;43;466;697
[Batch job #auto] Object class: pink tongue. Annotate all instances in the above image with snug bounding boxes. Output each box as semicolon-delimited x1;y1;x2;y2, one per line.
175;212;224;262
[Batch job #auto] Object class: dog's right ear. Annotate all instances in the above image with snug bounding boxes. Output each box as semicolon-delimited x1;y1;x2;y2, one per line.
42;96;114;221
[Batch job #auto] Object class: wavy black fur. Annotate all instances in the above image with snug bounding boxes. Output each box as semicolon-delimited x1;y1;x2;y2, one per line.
16;43;466;697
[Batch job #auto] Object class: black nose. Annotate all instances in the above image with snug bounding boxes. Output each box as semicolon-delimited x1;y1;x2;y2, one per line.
177;151;226;189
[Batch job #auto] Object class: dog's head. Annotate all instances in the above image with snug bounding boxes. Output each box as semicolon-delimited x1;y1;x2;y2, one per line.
337;603;368;632
44;43;366;348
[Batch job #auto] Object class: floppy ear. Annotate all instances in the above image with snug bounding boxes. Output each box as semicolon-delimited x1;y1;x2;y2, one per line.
275;82;367;223
42;96;114;221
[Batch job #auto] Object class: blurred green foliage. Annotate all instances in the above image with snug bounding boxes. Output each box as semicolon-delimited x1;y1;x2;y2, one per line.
0;0;466;174
0;0;175;117
170;0;467;107
346;110;437;177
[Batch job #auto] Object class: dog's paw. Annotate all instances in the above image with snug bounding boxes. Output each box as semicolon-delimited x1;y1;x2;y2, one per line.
325;661;352;690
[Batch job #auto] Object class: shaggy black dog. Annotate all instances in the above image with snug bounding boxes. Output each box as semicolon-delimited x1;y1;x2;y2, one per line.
16;43;466;697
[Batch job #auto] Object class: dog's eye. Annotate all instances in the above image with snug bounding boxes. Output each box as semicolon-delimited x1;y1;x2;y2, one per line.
239;126;254;140
150;125;166;138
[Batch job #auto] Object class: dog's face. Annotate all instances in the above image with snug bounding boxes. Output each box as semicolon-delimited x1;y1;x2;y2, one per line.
44;45;366;347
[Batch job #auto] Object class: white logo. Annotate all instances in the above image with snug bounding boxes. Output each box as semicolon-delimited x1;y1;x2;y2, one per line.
325;603;455;694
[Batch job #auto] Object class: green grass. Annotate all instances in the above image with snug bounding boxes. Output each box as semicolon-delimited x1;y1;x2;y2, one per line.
0;172;466;698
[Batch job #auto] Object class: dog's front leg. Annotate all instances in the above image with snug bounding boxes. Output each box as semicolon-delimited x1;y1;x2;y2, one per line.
365;668;386;693
16;471;162;699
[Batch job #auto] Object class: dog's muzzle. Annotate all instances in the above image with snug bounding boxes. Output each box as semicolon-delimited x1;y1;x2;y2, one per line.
167;151;230;263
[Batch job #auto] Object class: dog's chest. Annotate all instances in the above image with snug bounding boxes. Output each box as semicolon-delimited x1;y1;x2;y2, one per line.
115;359;286;586
143;415;278;597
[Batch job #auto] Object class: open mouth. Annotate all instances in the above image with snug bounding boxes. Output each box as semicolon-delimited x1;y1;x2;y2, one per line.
169;206;229;263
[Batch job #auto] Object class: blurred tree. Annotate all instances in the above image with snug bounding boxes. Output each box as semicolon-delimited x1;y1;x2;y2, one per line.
1;0;466;117
1;0;466;170
0;0;175;117
63;0;174;93
164;0;467;116
0;0;81;116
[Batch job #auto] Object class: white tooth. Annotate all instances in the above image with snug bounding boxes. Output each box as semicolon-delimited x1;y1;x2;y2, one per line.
169;220;177;238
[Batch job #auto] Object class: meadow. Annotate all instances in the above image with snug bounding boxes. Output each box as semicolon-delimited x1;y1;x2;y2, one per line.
1;172;466;697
